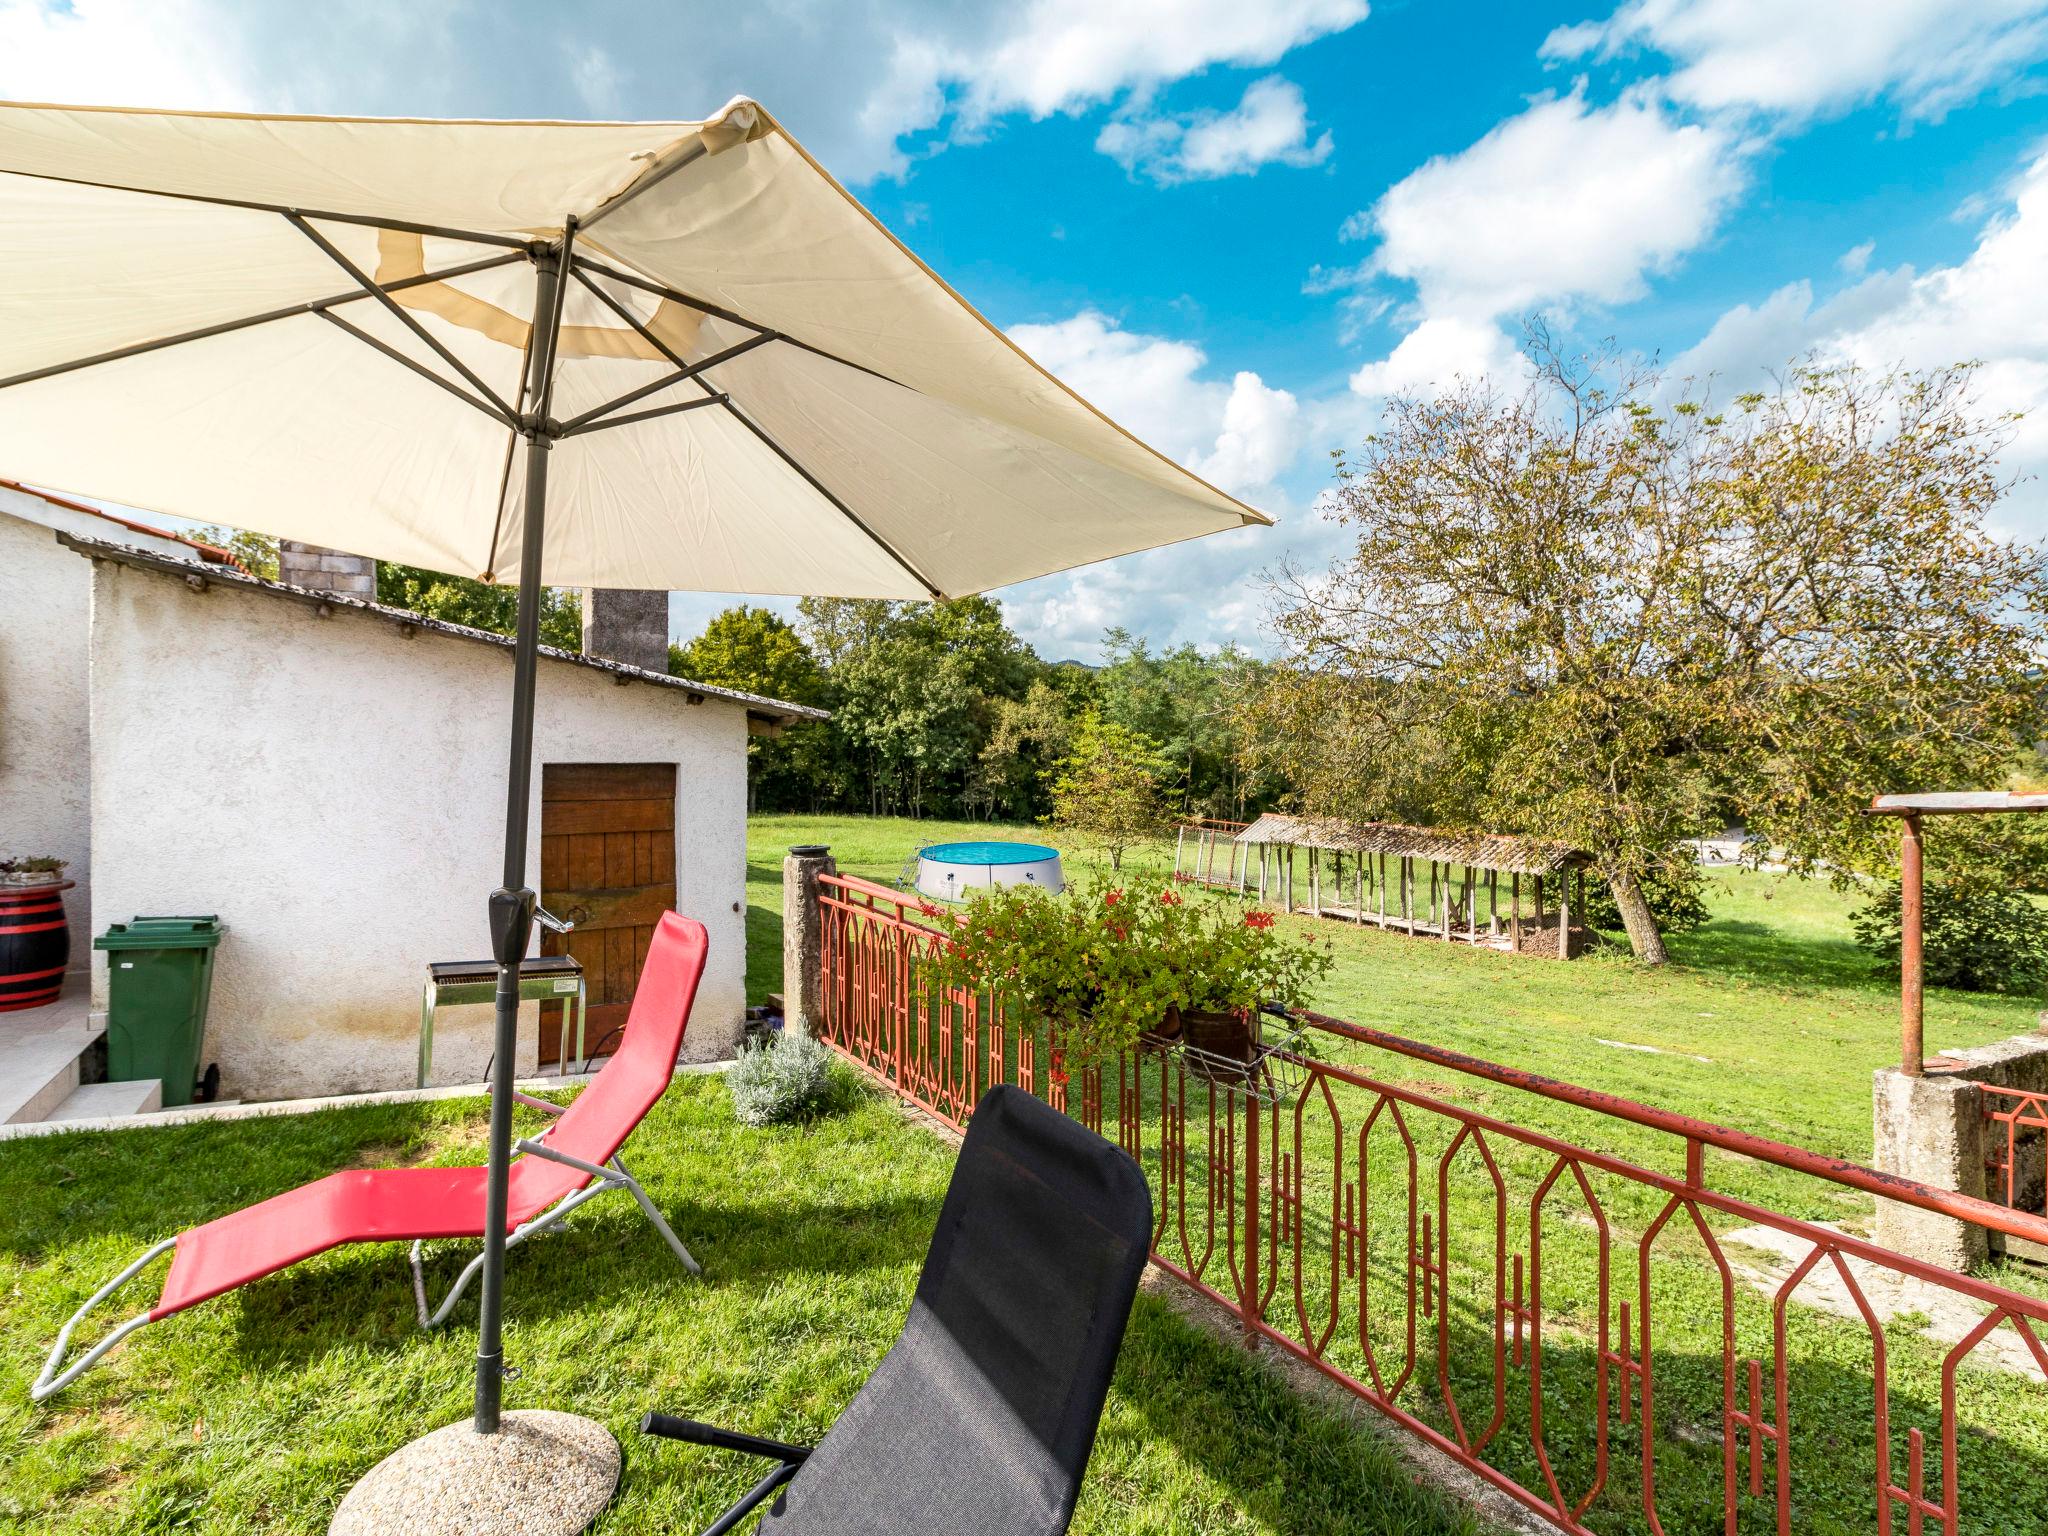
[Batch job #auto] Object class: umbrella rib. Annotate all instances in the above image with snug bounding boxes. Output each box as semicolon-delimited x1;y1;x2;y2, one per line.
558;392;730;437
557;334;775;434
0;249;523;394
286;211;519;422
574;256;904;390
577;141;709;233
316;310;517;428
0;164;529;248
570;262;945;598
714;393;946;600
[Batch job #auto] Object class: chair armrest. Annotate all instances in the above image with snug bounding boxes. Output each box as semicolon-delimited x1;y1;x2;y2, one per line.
489;1084;566;1116
640;1413;812;1463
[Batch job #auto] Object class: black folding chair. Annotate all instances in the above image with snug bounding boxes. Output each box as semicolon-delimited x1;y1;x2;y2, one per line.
642;1083;1154;1535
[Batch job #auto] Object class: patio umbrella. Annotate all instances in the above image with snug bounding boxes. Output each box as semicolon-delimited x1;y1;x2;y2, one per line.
0;95;1267;1530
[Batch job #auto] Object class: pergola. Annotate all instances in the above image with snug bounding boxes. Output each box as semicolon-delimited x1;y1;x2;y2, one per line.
1232;813;1594;957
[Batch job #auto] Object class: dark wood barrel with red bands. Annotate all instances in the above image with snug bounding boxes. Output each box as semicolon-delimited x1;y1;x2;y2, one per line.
0;880;73;1012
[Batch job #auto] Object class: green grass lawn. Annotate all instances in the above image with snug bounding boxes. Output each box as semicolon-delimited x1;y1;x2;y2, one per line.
0;1074;1478;1535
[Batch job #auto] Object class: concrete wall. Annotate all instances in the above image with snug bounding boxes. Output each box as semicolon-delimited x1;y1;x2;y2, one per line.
1873;1028;2048;1268
87;557;748;1101
0;509;91;959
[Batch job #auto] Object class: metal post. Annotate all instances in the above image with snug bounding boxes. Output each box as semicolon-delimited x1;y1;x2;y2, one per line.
1901;813;1924;1076
476;246;561;1435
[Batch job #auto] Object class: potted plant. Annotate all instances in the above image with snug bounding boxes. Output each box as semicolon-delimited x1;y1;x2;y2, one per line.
0;856;74;1013
0;855;68;888
926;880;1330;1083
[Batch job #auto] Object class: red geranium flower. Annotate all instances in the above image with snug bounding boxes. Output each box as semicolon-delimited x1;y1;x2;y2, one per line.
1159;890;1183;906
1104;889;1124;906
1244;910;1276;930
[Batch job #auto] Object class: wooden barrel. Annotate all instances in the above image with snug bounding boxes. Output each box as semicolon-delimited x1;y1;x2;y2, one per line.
0;879;73;1012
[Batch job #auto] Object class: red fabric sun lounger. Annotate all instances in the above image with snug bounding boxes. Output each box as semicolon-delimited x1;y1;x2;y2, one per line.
34;912;708;1401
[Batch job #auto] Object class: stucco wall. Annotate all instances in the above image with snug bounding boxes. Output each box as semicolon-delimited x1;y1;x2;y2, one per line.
87;557;748;1101
0;510;91;956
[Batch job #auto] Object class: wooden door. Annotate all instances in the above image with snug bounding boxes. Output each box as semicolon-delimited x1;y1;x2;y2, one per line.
538;763;677;1065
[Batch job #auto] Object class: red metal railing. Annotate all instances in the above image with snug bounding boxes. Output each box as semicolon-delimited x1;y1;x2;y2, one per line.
1982;1083;2048;1217
1173;817;1251;890
814;872;2048;1536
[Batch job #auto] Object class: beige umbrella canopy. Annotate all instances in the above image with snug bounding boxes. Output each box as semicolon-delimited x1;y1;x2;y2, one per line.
0;95;1266;1512
0;95;1265;595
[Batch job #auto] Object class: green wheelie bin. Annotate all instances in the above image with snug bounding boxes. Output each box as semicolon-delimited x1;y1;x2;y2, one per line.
94;916;225;1108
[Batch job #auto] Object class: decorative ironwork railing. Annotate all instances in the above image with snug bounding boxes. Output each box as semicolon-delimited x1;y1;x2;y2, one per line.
813;871;2048;1536
1171;818;1251;890
1982;1083;2048;1218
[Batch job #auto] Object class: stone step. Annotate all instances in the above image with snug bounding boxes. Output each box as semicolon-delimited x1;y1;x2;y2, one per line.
0;974;102;1125
47;1078;162;1121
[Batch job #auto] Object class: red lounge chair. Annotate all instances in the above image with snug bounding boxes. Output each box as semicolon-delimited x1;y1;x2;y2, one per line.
33;912;709;1401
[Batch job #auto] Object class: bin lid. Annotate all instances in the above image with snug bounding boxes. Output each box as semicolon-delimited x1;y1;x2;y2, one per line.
95;915;226;950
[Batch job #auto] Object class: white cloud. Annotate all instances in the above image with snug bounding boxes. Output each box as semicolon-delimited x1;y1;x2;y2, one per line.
1338;86;1744;398
1347;316;1528;397
949;0;1368;125
1006;311;1300;502
1838;239;1876;276
994;310;1335;657
568;44;624;117
0;0;272;109
1543;0;2048;124
1361;86;1747;321
1097;75;1333;184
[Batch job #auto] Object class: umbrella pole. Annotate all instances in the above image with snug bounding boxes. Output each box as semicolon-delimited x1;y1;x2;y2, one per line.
475;427;550;1433
476;246;562;1436
330;244;619;1536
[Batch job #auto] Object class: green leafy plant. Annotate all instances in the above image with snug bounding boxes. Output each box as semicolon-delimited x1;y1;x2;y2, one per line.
1851;877;2048;993
726;1030;856;1127
925;880;1332;1065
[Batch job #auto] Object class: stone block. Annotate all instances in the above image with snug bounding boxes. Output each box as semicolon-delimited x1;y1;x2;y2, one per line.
1872;1068;1987;1270
782;846;835;1037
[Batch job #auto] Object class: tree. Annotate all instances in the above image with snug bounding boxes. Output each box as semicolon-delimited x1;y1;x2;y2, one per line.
186;524;279;579
795;595;1040;817
969;678;1082;821
1263;337;2048;963
377;563;583;651
670;606;825;811
1097;630;1274;817
1046;713;1172;869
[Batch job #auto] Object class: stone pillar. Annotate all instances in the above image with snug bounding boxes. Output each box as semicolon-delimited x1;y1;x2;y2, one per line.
1871;1067;1988;1270
278;541;376;598
783;844;835;1037
581;588;670;673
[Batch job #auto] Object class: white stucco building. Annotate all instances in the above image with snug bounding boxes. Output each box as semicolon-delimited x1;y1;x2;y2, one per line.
0;481;238;941
3;488;819;1108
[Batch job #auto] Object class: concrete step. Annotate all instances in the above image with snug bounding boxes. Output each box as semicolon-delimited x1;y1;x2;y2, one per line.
0;973;103;1125
47;1078;162;1121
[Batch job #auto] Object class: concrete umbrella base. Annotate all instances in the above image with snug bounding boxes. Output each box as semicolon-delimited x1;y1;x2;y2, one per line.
330;1410;619;1535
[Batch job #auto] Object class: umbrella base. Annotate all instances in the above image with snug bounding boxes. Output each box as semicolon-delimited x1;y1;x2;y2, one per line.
330;1409;619;1535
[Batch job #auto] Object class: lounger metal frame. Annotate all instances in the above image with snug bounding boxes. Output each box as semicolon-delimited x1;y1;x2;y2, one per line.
31;1090;697;1401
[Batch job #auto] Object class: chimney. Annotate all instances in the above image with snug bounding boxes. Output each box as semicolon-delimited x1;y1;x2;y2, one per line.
581;588;670;674
278;541;377;599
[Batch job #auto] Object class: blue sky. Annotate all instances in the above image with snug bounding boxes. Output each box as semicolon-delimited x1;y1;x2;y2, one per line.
9;1;2048;659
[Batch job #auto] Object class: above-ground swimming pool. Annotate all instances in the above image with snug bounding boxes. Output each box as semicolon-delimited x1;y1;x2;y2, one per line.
915;840;1065;900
